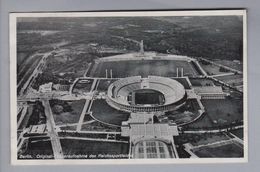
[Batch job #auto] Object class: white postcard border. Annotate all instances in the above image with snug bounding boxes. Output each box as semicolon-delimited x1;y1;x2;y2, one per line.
9;10;248;165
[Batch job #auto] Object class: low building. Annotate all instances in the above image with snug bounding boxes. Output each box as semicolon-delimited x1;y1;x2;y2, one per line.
193;86;229;99
39;82;53;93
28;124;47;135
53;84;70;91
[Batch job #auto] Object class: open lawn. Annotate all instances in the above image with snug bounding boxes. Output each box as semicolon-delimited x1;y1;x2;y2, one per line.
166;99;201;125
184;113;216;129
60;139;129;159
90;60;199;78
90;99;130;126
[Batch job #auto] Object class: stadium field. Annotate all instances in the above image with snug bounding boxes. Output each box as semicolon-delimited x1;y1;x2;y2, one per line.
90;60;199;78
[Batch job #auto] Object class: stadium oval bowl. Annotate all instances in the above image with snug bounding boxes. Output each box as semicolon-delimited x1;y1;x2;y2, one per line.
106;76;187;113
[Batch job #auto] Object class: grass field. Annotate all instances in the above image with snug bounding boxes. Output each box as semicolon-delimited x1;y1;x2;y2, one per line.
166;99;201;125
90;99;130;126
90;60;199;78
50;99;86;125
60;139;129;159
202;98;243;126
184;113;216;129
192;141;243;158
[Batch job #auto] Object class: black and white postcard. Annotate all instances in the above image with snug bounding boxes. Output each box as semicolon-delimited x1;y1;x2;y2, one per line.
10;10;247;164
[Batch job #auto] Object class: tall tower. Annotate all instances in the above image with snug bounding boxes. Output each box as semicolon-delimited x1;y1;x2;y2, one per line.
140;40;144;55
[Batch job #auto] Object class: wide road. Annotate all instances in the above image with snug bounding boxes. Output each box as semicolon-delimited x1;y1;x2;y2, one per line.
42;100;64;159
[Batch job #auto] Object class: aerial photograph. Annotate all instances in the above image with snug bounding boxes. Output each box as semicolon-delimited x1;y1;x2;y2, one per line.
12;11;246;162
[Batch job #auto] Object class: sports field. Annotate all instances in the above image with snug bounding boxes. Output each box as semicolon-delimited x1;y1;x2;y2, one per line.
90;60;199;78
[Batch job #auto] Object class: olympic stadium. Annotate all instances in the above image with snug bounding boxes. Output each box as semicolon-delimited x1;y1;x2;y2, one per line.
106;76;187;113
